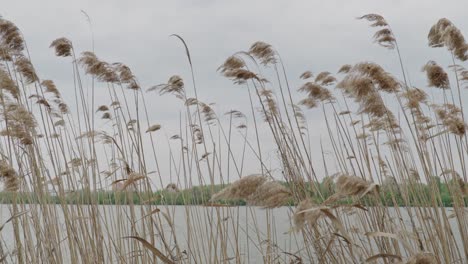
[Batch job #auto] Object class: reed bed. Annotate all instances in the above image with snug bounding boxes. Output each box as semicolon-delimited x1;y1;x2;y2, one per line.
0;13;466;264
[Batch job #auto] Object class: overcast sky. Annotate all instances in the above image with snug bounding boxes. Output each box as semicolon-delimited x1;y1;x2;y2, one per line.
2;0;468;187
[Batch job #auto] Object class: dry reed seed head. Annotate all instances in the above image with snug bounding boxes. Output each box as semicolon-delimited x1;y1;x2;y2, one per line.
337;75;374;100
402;88;428;109
335;174;379;198
298;97;318;109
359;91;388;118
0;160;19;191
314;71;331;83
3;103;36;129
338;64;352;74
146;124;161;133
101;112;111;120
147;75;185;99
41;80;60;98
434;104;466;136
249;41;277;66
222;68;260;84
358;14;387;26
36;98;51;111
50;37;72;57
210;174;268;201
58;102;69;114
372;28;396;49
246;181;291;208
406;253;437;264
96;105;109;112
199;102;217;125
299;82;334;102
15;55;38;84
78;52;118;83
422;61;449;89
428;18;468;61
0;67;19;99
192;126;204;144
0;18;24;53
218;55;246;73
428;18;452;47
165;183;179;192
353;62;400;93
293;199;323;230
54;119;65;127
300;71;313;80
237;123;247;129
185;97;198;106
259;89;279;121
113;63;140;90
359;14;396;49
225;109;246;119
0;46;13;61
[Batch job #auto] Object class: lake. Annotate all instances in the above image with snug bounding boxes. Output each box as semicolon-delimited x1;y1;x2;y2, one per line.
0;204;464;263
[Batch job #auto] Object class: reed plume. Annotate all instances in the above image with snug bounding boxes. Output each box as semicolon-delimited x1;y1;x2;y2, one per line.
0;160;19;192
0;18;24;53
300;71;313;80
0;67;19;99
293;199;323;230
50;37;73;57
147;75;185;99
422;61;449;89
15;55;38;84
434;104;466;135
249;41;277;66
428;18;468;61
211;174;291;208
406;253;437;264
146;124;161;133
210;174;267;201
359;14;396;49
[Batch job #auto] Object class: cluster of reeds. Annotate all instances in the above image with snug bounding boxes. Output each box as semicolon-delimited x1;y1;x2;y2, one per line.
0;13;465;264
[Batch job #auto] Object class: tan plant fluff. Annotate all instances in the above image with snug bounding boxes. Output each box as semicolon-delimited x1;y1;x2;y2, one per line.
249;41;277;65
335;174;379;197
147;75;185;99
247;181;291;208
15;55;38;84
422;61;449;89
428;18;468;61
359;14;396;49
0;160;19;191
434;104;466;136
406;252;438;264
0;18;24;53
0;67;19;99
293;199;323;230
96;105;109;112
211;175;291;208
50;37;73;57
300;71;313;79
210;174;267;201
146;124;161;133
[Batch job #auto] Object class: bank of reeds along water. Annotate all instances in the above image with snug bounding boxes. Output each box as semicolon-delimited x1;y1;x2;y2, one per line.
0;13;466;263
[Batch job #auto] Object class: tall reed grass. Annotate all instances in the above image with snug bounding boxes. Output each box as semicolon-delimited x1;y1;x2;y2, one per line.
0;13;466;263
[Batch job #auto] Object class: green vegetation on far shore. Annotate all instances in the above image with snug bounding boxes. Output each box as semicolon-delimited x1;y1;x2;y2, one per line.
1;178;465;207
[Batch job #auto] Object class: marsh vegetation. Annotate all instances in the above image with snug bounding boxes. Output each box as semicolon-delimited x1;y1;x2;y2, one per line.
0;13;466;263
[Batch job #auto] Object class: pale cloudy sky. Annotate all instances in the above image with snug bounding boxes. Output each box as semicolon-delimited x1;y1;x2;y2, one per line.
2;0;468;187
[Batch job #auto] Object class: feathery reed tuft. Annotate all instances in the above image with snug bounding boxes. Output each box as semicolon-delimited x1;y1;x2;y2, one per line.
359;14;396;49
50;38;73;57
422;61;450;89
249;41;277;66
0;160;19;191
428;18;468;61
